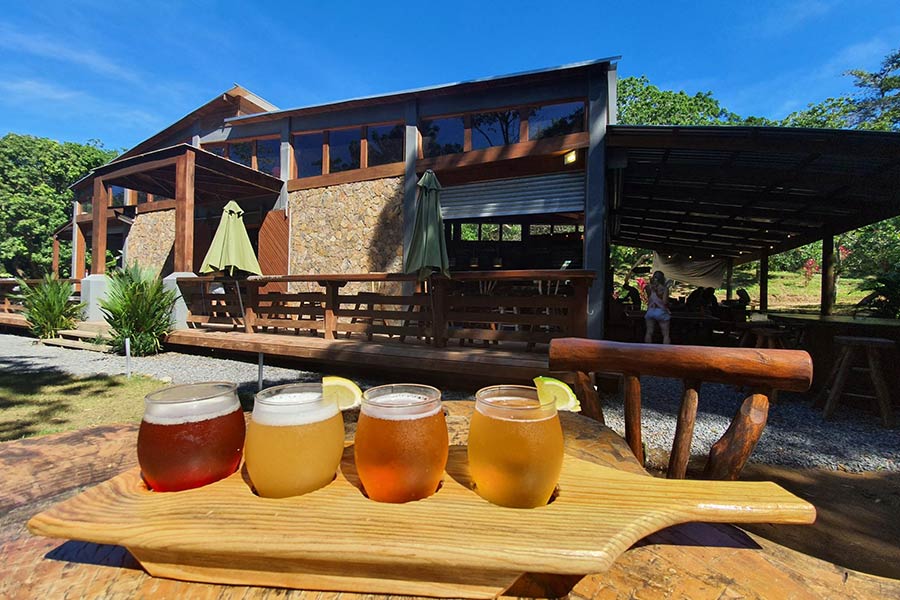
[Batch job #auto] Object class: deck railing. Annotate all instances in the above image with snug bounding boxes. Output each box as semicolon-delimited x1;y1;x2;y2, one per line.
176;270;595;350
0;278;82;314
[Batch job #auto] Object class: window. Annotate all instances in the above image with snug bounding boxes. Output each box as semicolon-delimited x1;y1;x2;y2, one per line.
420;117;464;158
529;101;585;140
502;224;522;241
471;110;520;149
256;139;281;177
136;191;149;204
481;223;499;241
229;142;253;167
293;133;324;178
553;225;577;234
329;128;360;173
205;144;226;157
110;185;126;207
530;224;552;236
460;223;479;241
367;124;404;166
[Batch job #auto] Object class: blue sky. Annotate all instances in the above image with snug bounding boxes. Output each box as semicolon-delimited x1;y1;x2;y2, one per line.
0;0;897;151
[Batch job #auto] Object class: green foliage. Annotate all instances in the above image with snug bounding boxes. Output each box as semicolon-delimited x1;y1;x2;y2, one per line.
15;275;84;339
100;264;179;356
0;134;117;278
860;272;900;319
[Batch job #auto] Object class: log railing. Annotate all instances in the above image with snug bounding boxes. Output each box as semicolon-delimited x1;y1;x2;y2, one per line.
549;338;813;480
0;279;82;314
177;270;595;350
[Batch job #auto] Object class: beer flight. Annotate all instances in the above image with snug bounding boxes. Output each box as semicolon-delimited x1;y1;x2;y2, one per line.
137;376;581;509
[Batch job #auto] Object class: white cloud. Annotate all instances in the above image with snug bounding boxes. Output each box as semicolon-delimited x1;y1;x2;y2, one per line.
758;0;838;37
0;79;81;102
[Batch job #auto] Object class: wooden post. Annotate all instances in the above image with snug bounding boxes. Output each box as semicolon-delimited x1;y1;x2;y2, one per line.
74;224;86;280
51;236;60;277
623;373;643;465
431;278;448;348
243;282;258;334
704;393;769;481
174;151;196;273
759;252;769;313
570;277;589;338
668;380;700;479
821;234;835;316
91;178;108;275
321;281;339;340
725;259;734;301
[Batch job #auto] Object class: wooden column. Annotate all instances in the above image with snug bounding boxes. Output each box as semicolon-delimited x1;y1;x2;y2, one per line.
821;234;835;316
725;259;734;301
174;152;196;273
623;373;643;465
90;178;108;275
759;252;769;313
74;224;86;280
51;237;60;277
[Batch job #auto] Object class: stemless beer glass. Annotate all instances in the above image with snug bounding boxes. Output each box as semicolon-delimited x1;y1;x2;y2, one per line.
468;385;564;508
138;382;245;492
354;384;448;503
244;383;345;498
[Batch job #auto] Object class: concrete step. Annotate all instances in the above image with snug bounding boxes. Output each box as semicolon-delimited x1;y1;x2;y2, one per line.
42;337;112;353
58;329;112;342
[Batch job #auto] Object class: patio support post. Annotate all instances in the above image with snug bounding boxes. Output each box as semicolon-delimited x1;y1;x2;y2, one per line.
821;233;835;316
174;151;196;273
51;236;60;277
725;258;734;301
584;64;614;339
90;178;108;275
759;252;769;313
402;100;418;264
74;224;86;281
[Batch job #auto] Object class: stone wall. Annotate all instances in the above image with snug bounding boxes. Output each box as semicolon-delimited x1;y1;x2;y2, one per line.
124;209;175;277
288;177;404;293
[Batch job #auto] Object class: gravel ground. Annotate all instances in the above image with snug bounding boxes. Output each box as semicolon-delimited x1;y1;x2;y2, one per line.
1;333;896;472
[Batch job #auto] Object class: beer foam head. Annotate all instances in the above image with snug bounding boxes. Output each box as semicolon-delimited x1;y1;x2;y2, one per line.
143;382;240;425
475;386;556;422
252;390;339;426
361;386;442;421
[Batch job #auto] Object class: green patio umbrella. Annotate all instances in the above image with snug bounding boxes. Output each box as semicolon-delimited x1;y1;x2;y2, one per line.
404;170;450;281
199;201;262;276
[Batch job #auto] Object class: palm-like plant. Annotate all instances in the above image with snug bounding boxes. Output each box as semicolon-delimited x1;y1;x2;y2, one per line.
100;264;179;356
15;275;84;339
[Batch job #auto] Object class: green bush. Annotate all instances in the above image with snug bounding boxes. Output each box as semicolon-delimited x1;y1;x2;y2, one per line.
100;264;179;356
15;275;84;339
861;272;900;319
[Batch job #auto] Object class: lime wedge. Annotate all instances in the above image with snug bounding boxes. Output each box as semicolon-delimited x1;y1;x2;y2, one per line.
322;376;363;410
534;376;581;412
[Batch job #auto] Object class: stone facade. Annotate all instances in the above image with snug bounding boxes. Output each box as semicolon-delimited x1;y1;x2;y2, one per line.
124;209;175;277
288;177;404;292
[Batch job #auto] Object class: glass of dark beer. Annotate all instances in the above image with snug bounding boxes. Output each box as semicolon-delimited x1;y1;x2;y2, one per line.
138;382;245;492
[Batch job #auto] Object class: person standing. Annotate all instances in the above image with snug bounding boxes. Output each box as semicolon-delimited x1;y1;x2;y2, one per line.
644;270;671;344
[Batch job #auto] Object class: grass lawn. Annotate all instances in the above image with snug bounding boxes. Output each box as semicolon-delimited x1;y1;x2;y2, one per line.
0;369;167;442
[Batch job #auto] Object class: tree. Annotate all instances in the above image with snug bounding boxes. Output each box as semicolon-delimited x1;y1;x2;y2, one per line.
0;134;116;278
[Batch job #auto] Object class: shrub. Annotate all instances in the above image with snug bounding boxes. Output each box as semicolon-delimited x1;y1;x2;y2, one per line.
860;272;900;319
100;264;179;356
15;275;84;339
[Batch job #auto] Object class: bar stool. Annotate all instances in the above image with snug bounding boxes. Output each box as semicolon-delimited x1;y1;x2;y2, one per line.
740;326;793;349
818;336;896;427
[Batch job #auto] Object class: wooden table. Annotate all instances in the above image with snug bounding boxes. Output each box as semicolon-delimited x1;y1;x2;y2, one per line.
3;403;898;599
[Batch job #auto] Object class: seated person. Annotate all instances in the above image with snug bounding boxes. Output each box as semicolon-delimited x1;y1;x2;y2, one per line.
736;288;751;307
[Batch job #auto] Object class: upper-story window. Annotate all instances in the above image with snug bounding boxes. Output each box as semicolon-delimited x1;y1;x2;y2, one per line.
256;139;281;177
367;124;404;166
420;117;464;158
472;110;520;149
528;101;585;140
203;138;282;177
329;128;361;173
110;185;127;207
229;142;253;168
293;133;324;178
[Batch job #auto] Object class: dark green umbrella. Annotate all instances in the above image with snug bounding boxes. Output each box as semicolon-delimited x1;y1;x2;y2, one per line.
404;170;450;281
200;201;262;276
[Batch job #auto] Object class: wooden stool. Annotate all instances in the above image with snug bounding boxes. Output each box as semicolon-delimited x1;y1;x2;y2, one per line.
741;327;792;349
818;336;896;427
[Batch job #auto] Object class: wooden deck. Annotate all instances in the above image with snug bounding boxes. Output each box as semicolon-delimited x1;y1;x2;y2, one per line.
0;312;28;328
166;328;552;384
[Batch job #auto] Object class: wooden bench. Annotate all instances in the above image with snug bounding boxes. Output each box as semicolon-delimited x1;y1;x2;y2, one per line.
818;335;897;427
549;338;813;480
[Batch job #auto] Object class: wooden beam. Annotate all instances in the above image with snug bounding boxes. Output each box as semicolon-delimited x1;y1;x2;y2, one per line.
51;237;60;276
174;152;196;273
90;179;108;275
74;224;86;280
821;233;835;316
759;252;769;312
417;132;589;172
725;258;734;301
286;162;405;192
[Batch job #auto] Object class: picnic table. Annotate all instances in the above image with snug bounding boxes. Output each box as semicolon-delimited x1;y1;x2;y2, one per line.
3;402;898;599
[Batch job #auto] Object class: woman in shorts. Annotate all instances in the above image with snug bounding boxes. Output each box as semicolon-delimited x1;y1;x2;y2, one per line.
644;270;671;344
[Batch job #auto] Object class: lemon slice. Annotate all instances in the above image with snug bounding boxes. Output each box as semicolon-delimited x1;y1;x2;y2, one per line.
322;376;363;410
534;376;581;412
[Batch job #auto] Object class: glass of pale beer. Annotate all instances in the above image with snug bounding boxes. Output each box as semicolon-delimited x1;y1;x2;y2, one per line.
468;385;564;508
138;382;245;492
245;383;345;498
354;383;448;503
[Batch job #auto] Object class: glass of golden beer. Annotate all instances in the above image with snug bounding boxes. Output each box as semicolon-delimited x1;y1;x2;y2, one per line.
468;385;564;508
354;384;448;503
138;382;245;492
244;383;345;498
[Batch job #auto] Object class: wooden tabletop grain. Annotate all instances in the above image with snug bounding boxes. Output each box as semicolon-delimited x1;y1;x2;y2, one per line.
2;402;898;599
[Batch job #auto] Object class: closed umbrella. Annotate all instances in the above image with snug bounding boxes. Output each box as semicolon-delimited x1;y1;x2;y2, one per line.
404;170;450;281
200;201;262;276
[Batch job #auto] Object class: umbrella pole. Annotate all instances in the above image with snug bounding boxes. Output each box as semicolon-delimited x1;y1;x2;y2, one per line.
234;279;246;323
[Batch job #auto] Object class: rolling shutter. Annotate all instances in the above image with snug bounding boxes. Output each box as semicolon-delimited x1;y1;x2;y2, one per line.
440;171;585;219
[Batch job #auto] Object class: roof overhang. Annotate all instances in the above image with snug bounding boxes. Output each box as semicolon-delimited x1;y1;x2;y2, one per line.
607;125;900;263
71;144;283;204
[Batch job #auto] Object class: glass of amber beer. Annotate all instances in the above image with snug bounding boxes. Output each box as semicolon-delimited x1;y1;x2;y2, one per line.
245;383;345;498
354;384;448;503
468;385;564;508
138;382;245;492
